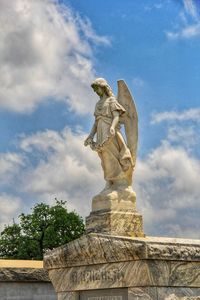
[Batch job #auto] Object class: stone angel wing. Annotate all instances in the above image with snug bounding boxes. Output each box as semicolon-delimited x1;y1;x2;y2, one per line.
117;80;138;167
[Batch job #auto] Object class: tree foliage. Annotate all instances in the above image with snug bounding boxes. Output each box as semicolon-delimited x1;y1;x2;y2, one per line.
0;200;85;259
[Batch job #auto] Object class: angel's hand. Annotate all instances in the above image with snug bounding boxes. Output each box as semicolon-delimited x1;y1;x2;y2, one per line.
110;126;115;136
84;136;93;146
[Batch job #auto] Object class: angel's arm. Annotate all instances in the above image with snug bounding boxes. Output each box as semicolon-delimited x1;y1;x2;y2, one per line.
84;119;97;146
111;111;119;129
89;119;97;138
110;111;119;136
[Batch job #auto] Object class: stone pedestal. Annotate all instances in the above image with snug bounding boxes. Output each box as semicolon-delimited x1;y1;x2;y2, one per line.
86;210;144;237
86;186;145;237
44;233;200;300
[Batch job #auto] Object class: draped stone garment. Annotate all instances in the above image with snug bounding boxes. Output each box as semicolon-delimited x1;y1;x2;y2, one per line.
94;96;133;181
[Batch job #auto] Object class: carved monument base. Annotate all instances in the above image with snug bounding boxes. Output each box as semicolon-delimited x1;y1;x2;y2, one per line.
86;210;144;237
86;186;145;237
44;233;200;300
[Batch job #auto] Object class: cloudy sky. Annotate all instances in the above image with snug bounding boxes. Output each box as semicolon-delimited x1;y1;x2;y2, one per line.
0;0;200;239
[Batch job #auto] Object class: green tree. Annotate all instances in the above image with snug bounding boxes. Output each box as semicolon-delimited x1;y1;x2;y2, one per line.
0;200;85;260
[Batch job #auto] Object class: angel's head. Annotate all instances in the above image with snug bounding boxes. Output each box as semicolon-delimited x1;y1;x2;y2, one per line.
91;78;114;97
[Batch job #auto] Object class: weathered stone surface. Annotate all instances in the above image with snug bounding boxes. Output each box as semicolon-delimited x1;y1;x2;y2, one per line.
86;184;145;238
48;260;200;292
147;243;200;261
57;287;200;300
44;234;144;269
128;287;200;300
0;267;50;282
48;261;142;292
44;234;200;270
157;287;200;299
164;296;200;300
80;288;128;300
91;187;136;212
128;287;157;300
58;291;79;300
86;210;144;237
44;234;200;298
0;282;56;300
148;260;200;287
57;288;200;300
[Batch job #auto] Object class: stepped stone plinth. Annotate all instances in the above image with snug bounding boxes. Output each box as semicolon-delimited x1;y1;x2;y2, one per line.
86;186;145;237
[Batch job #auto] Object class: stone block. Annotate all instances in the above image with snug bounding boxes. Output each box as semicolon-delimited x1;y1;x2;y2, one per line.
157;287;200;299
128;287;157;300
58;291;79;300
91;188;136;212
86;210;144;237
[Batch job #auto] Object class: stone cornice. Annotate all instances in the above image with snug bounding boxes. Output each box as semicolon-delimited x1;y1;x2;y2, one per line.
44;233;200;270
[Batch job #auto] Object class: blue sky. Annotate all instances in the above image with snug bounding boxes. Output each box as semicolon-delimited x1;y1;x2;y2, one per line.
0;0;200;238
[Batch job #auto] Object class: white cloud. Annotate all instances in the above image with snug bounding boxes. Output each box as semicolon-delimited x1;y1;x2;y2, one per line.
167;125;199;150
166;23;200;39
135;141;200;238
0;153;24;184
141;108;200;238
0;193;22;230
0;0;110;114
183;0;198;20
78;17;111;46
151;108;200;124
144;2;164;11
18;128;103;217
0;128;103;226
135;106;200;237
166;0;200;39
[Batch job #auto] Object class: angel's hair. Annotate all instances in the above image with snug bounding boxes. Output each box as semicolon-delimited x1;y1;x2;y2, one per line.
91;78;114;97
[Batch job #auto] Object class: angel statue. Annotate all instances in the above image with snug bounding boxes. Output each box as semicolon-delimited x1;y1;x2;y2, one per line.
84;78;138;192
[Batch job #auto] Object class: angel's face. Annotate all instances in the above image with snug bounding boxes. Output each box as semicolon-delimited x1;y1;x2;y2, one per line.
92;85;104;97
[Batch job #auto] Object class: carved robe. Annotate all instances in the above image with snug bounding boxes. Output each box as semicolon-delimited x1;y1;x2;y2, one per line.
94;96;133;182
